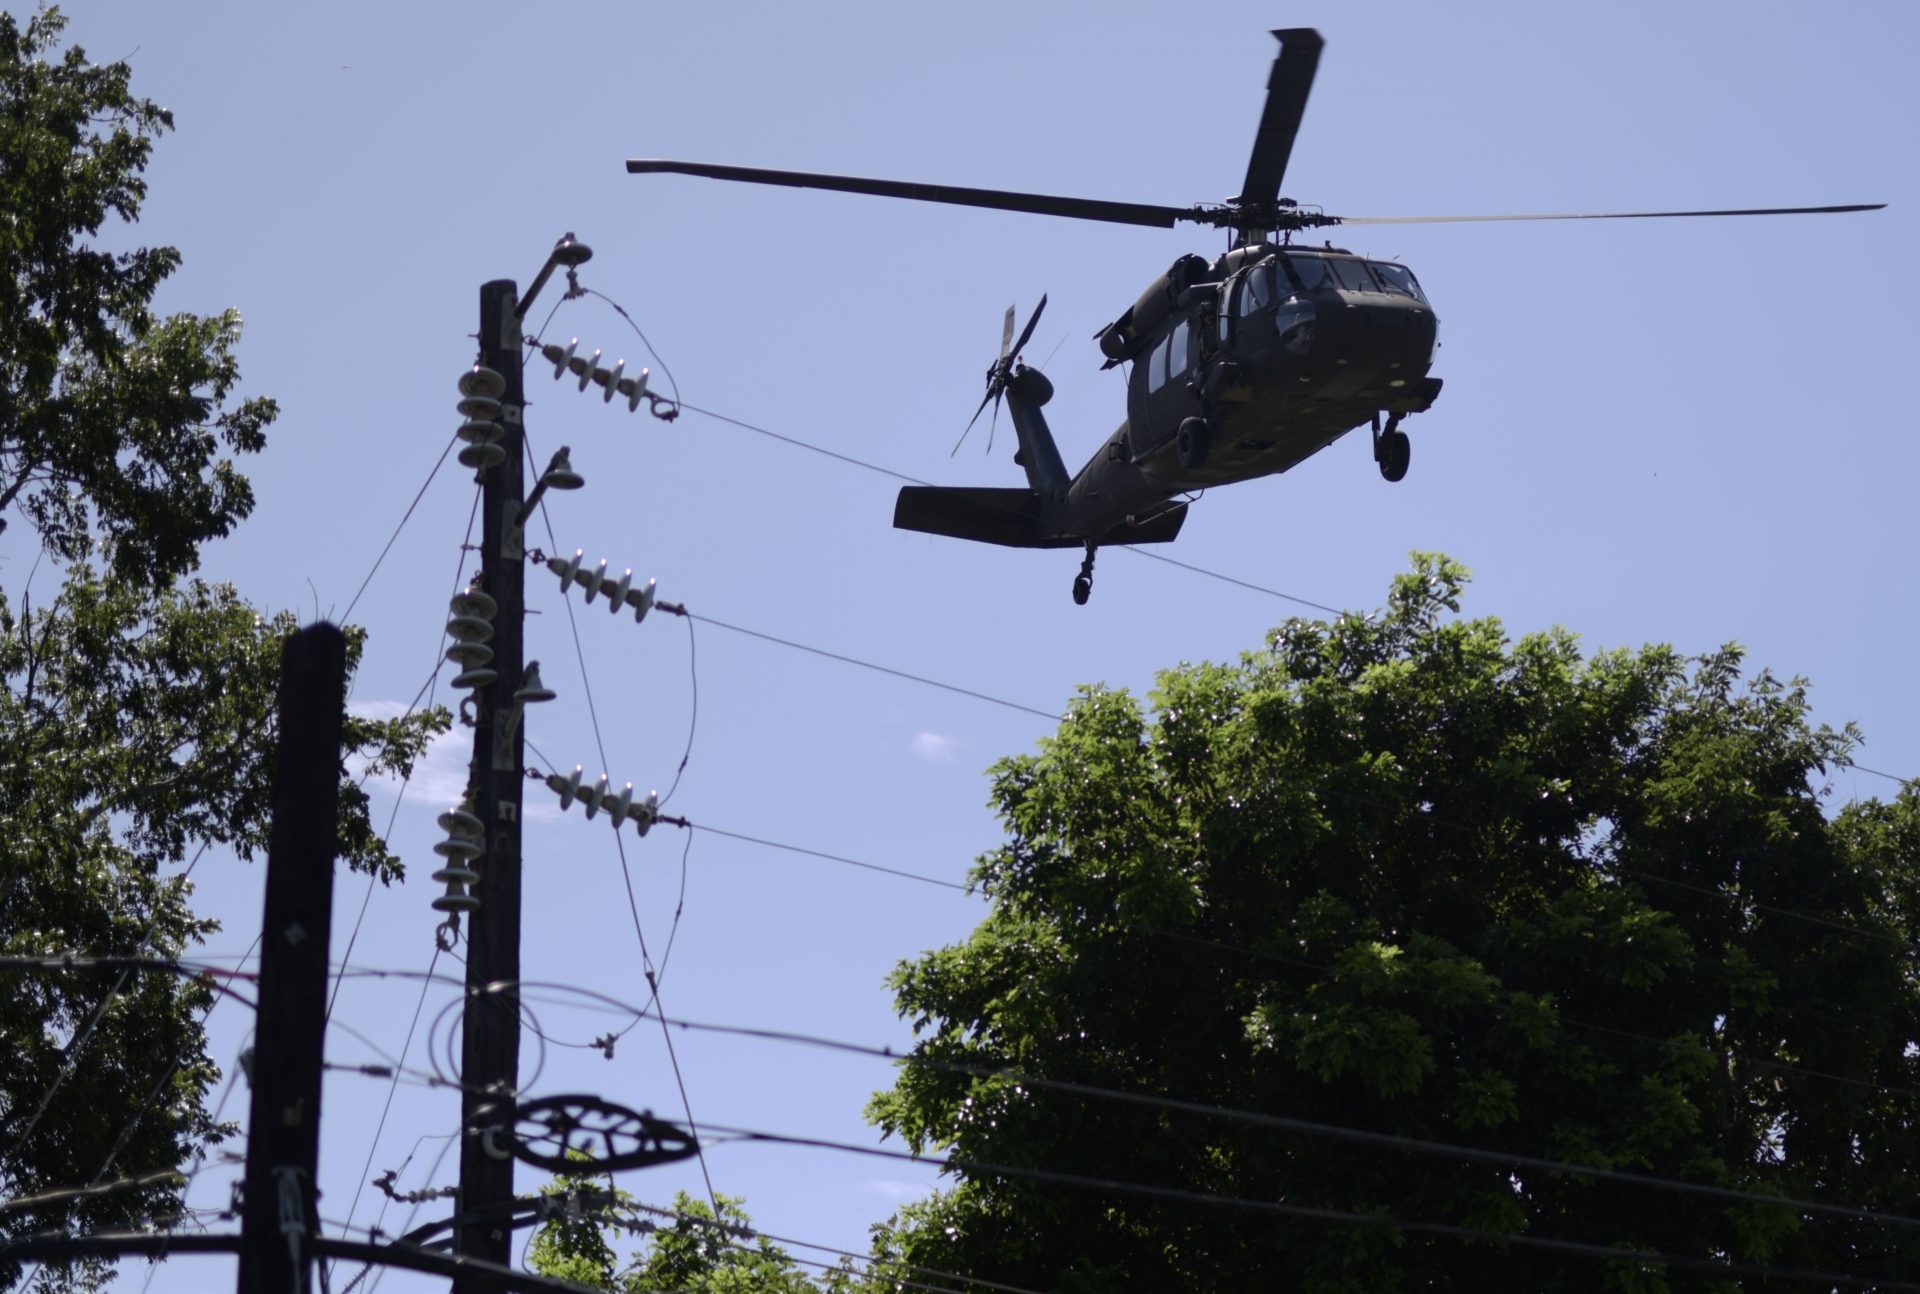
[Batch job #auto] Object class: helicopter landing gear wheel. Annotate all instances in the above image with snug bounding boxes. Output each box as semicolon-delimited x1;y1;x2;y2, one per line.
1372;411;1410;483
1378;430;1410;482
1177;416;1211;470
1072;544;1097;605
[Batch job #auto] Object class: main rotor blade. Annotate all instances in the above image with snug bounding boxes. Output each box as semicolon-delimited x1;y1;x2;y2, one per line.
1235;28;1324;209
627;159;1194;229
1009;295;1048;362
1332;202;1886;225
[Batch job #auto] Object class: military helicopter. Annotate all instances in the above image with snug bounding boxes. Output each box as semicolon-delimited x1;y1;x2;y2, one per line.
628;29;1881;604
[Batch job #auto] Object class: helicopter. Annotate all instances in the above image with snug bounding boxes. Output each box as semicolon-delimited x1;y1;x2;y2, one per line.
628;28;1882;605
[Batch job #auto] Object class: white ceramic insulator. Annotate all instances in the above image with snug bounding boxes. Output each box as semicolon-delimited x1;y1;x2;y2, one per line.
449;589;498;619
618;367;650;413
433;835;484;860
628;579;657;624
582;774;610;820
431;885;479;914
607;569;633;613
438;807;484;837
577;349;601;392
607;783;634;825
629;790;660;837
547;766;585;811
446;614;495;643
457;418;503;445
601;359;624;403
549;549;585;593
543;339;579;380
584;559;608;604
444;641;492;667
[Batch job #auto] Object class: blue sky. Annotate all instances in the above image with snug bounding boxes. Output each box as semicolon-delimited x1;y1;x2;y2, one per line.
26;1;1918;1286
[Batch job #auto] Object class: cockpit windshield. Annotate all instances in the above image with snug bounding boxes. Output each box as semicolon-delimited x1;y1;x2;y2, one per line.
1280;253;1427;304
1280;254;1331;292
1368;261;1427;303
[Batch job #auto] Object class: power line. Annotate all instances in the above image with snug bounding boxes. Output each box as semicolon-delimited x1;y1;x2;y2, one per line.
521;459;722;1221
696;1120;1920;1293
674;607;1060;722
331;477;483;1028
1845;761;1916;789
0;1168;184;1217
310;968;1920;1242
684;822;971;893
624;1197;1048;1294
672;399;1917;786
340;430;460;623
328;937;446;1279
620;1006;1920;1234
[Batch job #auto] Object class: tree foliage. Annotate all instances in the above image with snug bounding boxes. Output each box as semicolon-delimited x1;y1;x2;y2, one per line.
867;555;1920;1292
526;1179;850;1293
0;11;444;1286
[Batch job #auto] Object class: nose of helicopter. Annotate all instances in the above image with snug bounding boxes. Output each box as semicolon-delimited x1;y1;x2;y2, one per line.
1305;295;1443;389
1311;293;1437;370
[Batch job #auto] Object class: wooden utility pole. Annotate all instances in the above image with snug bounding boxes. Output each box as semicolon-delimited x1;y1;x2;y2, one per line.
454;279;529;1286
238;623;348;1294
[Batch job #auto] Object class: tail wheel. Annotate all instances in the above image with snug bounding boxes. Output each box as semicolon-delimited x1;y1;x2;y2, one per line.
1378;430;1410;482
1072;575;1092;605
1177;417;1211;469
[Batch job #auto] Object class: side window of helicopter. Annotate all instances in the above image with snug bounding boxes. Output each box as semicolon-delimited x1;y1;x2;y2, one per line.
1369;261;1428;303
1146;333;1169;394
1168;319;1191;381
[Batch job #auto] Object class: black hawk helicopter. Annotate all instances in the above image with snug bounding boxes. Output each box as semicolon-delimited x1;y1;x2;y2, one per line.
629;29;1881;604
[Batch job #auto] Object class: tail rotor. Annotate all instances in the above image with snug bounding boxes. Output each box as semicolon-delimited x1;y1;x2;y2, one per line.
952;294;1047;458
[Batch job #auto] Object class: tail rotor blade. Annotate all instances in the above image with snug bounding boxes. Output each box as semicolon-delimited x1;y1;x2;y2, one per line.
953;387;996;456
999;305;1016;360
1009;294;1048;362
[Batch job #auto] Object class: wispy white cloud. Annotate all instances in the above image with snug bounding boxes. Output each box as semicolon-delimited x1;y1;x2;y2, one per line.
911;731;958;763
349;701;471;809
865;1178;934;1202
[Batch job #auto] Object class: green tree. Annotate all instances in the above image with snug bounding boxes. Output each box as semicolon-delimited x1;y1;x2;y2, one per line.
0;11;442;1287
526;1179;846;1293
867;555;1920;1292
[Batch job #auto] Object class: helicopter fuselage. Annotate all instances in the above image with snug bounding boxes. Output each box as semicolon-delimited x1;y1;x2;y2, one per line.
1035;242;1443;544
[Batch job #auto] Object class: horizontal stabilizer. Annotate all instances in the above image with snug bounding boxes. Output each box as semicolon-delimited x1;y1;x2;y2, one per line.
894;487;1077;548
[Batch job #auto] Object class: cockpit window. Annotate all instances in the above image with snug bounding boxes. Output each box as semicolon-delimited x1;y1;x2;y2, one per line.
1329;258;1380;292
1281;254;1331;292
1241;265;1272;315
1368;261;1427;303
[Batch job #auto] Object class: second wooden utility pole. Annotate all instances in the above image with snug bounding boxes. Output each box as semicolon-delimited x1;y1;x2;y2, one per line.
455;279;529;1284
237;623;348;1294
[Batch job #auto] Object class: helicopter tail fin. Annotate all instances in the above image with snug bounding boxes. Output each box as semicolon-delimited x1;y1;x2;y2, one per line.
893;487;1081;549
